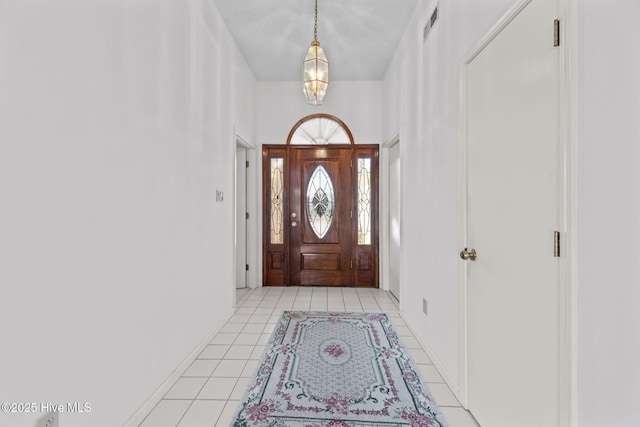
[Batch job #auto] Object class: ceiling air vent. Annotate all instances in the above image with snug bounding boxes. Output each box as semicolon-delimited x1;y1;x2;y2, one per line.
423;3;439;42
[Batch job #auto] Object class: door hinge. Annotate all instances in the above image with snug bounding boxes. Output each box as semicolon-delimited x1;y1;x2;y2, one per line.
554;231;561;257
246;160;249;168
246;212;249;220
246;264;250;271
350;260;353;269
350;210;353;219
553;19;560;47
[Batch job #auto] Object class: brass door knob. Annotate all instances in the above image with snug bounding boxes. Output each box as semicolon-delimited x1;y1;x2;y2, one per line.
460;248;477;261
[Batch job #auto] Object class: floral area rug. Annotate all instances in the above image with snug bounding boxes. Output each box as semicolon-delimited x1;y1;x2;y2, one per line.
233;311;448;427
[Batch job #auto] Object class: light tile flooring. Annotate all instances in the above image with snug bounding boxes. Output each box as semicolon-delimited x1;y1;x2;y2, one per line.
138;287;479;426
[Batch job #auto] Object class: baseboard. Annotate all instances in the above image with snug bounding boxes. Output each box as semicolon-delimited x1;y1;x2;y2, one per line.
123;310;235;427
399;312;463;405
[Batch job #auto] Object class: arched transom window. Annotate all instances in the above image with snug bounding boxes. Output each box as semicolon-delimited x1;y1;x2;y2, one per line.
286;114;354;145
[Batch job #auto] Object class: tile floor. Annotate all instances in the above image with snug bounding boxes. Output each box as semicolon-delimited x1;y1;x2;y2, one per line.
138;286;479;426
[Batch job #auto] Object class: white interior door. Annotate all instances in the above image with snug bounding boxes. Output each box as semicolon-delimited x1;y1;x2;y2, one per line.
236;147;247;289
388;142;401;300
463;0;561;425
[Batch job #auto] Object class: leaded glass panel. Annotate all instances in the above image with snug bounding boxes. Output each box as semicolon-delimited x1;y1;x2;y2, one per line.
307;165;335;239
270;158;284;244
357;158;372;245
290;117;351;145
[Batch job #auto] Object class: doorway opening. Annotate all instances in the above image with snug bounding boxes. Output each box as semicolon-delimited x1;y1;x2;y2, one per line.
387;139;401;300
236;135;254;290
236;144;247;289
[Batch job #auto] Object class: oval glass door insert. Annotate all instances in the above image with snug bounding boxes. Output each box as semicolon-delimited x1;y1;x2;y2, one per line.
307;165;335;239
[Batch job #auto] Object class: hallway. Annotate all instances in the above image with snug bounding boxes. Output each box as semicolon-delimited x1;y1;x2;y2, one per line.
2;1;640;426
137;287;478;426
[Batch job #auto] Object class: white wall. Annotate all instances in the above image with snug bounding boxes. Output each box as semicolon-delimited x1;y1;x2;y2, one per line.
0;1;255;426
577;1;640;425
386;0;640;423
382;0;517;390
257;81;383;145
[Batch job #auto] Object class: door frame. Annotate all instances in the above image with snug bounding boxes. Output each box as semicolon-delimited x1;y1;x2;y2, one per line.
382;134;401;301
235;143;248;289
380;133;400;294
234;131;256;290
262;144;380;287
457;0;576;424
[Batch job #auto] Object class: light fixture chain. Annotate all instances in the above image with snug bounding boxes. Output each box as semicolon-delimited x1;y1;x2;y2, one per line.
303;0;328;105
314;0;318;42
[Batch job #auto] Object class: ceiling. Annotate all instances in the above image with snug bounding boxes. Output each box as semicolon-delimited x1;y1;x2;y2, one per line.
210;0;419;81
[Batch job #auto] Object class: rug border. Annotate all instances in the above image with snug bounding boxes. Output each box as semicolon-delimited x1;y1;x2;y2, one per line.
232;310;448;427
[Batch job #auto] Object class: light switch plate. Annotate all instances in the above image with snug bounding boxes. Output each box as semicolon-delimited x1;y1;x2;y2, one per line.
216;190;224;202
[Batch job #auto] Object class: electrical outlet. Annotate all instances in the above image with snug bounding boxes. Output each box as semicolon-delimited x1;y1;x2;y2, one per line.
35;411;59;427
423;298;428;315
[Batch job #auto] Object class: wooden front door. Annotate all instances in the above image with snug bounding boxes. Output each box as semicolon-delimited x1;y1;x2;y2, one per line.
262;144;378;287
290;147;352;286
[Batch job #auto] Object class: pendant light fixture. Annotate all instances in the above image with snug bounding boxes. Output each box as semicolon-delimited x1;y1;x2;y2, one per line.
303;0;329;105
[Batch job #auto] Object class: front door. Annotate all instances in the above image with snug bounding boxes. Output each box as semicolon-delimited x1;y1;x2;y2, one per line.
290;147;352;286
462;0;565;425
262;140;379;288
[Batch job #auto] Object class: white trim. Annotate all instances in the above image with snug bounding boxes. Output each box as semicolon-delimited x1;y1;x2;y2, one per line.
234;127;254;149
456;54;469;407
462;0;532;64
234;128;258;291
380;133;400;294
123;310;235;427
400;312;462;405
235;144;249;289
559;0;578;425
382;133;400;149
457;0;575;422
